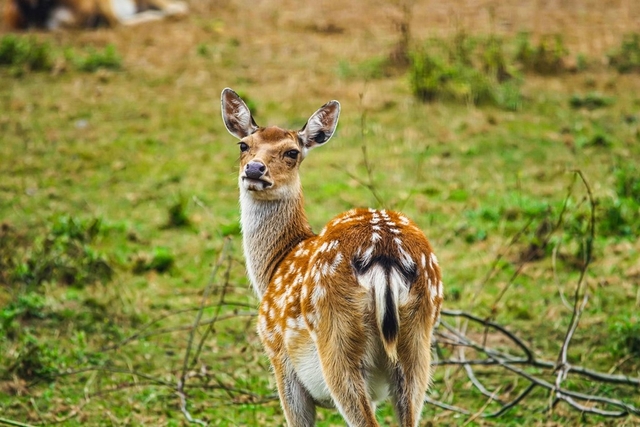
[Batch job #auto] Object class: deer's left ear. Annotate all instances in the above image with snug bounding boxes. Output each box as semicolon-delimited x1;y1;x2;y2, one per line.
298;101;340;152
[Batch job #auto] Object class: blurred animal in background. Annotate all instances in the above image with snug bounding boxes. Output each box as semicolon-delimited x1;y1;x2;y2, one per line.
3;0;188;30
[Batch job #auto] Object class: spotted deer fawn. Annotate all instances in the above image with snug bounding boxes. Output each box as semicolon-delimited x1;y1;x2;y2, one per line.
221;88;443;427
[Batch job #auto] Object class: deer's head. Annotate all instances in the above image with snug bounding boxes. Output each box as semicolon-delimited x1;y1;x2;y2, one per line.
221;88;340;201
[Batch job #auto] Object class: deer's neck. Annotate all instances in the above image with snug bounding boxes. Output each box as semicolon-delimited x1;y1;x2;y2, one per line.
239;190;314;297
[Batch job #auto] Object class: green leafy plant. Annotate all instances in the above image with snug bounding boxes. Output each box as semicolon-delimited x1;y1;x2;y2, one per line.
515;32;568;75
609;314;640;358
9;216;112;289
132;246;175;274
6;335;62;382
608;33;640;73
165;196;191;228
409;33;522;110
67;44;122;72
1;292;47;337
569;93;614;110
0;35;53;75
479;35;512;82
614;164;640;201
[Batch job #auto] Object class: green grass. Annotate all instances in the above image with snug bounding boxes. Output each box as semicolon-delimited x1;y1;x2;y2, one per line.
1;5;640;426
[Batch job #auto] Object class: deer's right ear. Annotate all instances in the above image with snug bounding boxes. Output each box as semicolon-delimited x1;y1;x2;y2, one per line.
221;88;259;139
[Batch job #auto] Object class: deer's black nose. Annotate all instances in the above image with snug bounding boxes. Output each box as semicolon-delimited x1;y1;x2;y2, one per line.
245;161;266;179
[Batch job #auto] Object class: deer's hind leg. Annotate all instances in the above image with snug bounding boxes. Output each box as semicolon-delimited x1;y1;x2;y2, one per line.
314;293;380;427
390;311;434;427
271;354;316;427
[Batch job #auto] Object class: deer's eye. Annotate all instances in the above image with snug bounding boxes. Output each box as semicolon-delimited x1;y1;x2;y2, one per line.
285;150;299;159
239;142;249;152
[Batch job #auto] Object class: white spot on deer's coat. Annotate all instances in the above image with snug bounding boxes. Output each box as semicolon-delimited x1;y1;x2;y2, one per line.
438;280;444;298
274;292;286;309
311;284;326;305
320;262;329;277
361;245;375;265
396;244;415;271
340;215;362;225
430;252;439;268
421;253;427;268
273;322;283;336
326;252;343;275
319;241;329;253
389;228;401;234
286;316;298;330
274;275;283;291
371;232;381;242
398;215;410;225
428;278;437;303
258;316;268;336
305;310;318;328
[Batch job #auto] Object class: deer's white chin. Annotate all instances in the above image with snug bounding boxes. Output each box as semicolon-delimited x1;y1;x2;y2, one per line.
243;179;269;192
240;181;300;202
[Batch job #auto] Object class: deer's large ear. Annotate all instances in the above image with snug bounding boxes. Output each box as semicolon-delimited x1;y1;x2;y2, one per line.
298;100;340;152
221;88;259;139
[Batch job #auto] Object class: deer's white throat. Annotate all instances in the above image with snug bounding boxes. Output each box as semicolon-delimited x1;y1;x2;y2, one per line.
239;188;311;297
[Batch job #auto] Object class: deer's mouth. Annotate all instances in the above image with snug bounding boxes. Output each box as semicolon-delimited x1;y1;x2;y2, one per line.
242;176;273;191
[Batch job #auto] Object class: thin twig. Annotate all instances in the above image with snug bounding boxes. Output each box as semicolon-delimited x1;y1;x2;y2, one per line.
191;247;234;367
177;238;233;426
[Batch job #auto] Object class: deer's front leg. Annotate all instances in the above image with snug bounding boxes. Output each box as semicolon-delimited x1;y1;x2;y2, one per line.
271;355;316;427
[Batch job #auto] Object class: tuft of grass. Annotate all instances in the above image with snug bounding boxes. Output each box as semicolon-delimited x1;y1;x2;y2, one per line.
609;314;640;358
569;92;614;110
1;292;47;338
0;35;53;75
165;196;191;228
614;164;640;201
132;246;175;274
479;35;513;82
2;216;112;290
515;32;568;75
593;165;640;238
67;44;122;72
408;34;522;110
6;335;62;382
608;33;640;73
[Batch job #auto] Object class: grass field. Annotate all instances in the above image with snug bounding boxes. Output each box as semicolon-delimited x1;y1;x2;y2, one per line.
1;1;639;425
